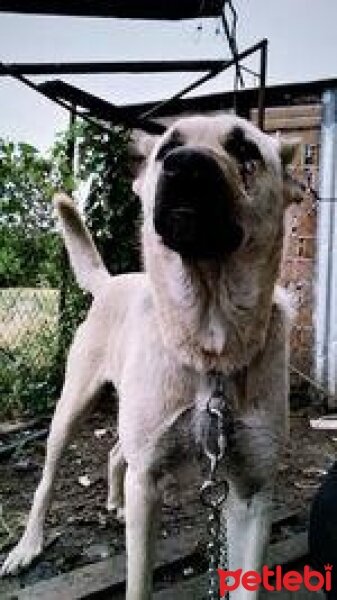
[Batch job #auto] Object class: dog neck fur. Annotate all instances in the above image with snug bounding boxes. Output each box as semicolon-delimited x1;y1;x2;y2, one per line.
143;225;282;374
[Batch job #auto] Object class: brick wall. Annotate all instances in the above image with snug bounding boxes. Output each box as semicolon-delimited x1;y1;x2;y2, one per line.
253;105;321;383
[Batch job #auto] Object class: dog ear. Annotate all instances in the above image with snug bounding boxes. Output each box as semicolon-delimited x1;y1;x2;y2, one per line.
129;131;159;196
278;137;304;206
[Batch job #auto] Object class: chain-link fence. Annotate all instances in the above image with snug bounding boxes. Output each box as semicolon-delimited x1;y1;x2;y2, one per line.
0;230;70;416
0;123;137;418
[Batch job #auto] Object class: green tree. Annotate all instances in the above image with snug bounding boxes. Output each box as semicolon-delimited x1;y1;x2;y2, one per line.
0;121;138;416
0;140;60;287
52;121;140;352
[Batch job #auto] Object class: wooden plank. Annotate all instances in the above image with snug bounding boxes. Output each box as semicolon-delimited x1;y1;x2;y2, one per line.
153;532;309;600
14;515;306;600
262;117;321;131
153;575;324;600
253;105;321;120
310;415;337;429
266;532;308;567
260;588;325;599
251;105;321;122
16;528;202;600
154;533;310;600
154;575;207;600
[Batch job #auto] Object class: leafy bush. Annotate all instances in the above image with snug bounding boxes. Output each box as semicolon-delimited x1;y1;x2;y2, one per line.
54;122;140;356
0;140;59;288
0;121;138;417
0;330;59;417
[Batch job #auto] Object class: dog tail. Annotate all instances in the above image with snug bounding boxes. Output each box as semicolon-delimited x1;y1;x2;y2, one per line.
54;193;110;296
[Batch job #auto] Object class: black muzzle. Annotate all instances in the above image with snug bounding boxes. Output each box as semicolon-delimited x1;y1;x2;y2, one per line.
154;147;243;260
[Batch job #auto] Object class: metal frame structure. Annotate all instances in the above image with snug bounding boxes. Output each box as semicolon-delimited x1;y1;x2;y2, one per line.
0;0;268;134
0;38;267;134
0;1;225;20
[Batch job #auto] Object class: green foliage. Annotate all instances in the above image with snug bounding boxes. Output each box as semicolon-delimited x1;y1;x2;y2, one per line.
66;121;140;274
0;230;61;288
0;329;59;417
0;139;61;288
55;122;140;354
0;140;54;231
0;119;138;417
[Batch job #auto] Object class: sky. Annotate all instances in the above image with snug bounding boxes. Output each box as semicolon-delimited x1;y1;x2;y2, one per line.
0;0;337;152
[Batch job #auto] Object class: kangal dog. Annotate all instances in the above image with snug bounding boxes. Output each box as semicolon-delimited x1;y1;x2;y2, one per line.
2;115;300;599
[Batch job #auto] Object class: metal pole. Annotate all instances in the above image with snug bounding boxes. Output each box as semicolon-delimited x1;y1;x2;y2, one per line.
257;39;268;131
0;60;238;76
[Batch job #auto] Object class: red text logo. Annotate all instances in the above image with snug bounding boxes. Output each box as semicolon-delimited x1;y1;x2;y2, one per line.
218;564;332;594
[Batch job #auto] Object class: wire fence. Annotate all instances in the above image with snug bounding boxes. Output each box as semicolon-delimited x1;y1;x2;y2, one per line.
1;232;62;416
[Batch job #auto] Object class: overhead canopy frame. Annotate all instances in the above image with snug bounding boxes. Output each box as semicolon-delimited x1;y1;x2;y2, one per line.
0;38;267;133
0;1;267;133
0;0;224;20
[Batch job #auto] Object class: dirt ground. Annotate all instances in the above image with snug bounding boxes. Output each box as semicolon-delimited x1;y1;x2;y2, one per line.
0;400;336;596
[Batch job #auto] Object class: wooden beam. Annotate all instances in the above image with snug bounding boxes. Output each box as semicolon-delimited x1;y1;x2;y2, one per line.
14;514;307;600
15;527;201;600
310;415;337;429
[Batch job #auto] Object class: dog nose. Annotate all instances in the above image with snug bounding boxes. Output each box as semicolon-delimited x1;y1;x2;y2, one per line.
162;148;215;181
155;147;244;259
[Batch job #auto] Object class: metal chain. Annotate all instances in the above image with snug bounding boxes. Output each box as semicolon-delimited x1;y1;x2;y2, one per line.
207;505;222;599
199;372;233;600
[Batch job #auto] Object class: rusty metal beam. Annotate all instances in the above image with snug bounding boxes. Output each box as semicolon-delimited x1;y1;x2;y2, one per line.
38;80;166;134
0;0;224;19
0;60;234;76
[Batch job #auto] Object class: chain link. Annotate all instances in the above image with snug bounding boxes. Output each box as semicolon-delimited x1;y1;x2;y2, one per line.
207;506;222;599
199;371;233;600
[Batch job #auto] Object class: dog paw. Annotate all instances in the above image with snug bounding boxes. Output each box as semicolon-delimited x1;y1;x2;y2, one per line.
0;533;43;576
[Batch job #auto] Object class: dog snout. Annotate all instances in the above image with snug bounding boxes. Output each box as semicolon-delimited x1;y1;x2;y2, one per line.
154;148;244;259
162;147;220;184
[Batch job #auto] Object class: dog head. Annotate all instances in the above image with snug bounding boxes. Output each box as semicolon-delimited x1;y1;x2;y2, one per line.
132;115;300;371
133;114;300;264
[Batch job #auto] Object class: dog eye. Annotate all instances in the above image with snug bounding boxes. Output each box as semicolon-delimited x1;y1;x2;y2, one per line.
156;139;183;161
244;159;258;174
224;128;262;166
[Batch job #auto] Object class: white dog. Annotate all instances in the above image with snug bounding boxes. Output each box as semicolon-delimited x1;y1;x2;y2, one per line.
2;115;300;599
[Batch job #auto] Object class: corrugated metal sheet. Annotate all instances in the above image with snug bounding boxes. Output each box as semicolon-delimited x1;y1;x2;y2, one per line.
0;0;224;19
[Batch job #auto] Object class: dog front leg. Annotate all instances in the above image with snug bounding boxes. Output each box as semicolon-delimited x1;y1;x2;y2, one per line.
125;465;160;600
1;337;104;576
223;486;272;600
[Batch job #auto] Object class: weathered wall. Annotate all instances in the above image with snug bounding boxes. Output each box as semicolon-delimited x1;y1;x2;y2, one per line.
253;105;321;383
